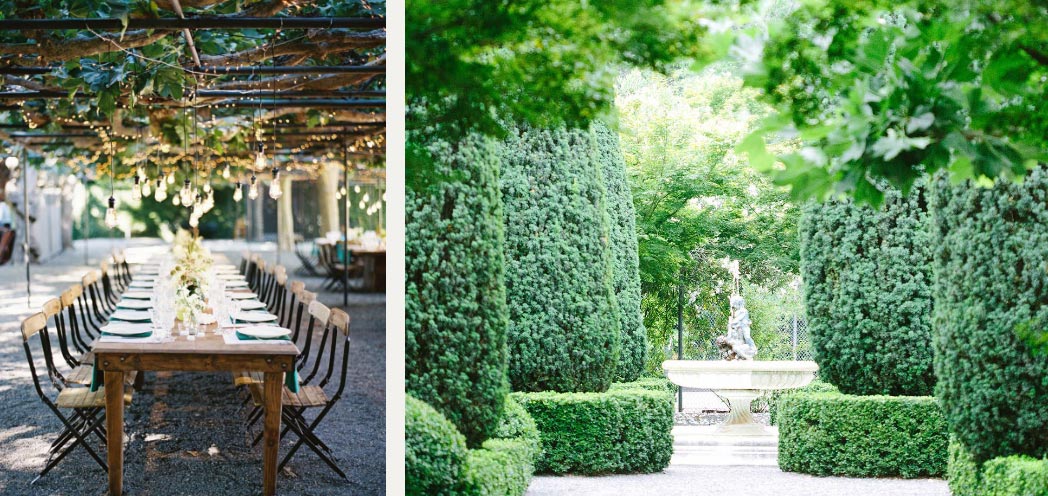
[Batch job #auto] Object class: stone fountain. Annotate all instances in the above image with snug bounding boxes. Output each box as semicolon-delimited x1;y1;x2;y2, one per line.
663;262;818;436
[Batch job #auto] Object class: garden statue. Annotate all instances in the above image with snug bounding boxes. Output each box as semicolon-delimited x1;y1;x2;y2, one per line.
717;294;757;360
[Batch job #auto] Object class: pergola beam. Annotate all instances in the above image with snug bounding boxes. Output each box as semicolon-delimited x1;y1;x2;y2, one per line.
211;98;385;109
0;90;385;100
0;17;385;31
192;65;384;75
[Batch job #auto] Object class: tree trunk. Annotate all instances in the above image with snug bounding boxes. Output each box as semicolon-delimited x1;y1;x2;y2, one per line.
317;162;340;237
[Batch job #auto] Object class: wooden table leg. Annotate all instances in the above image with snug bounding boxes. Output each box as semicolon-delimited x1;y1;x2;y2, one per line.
263;372;282;496
105;371;124;496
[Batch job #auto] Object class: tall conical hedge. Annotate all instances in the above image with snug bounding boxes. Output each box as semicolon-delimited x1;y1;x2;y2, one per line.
931;169;1048;463
799;189;935;396
501;126;621;393
406;135;509;447
593;123;647;382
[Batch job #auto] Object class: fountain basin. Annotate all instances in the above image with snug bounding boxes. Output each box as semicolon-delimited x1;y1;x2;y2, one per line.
663;360;819;435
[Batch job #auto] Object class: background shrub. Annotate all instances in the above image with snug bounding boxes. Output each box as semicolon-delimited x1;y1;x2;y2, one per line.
777;392;948;478
406;135;510;446
406;395;469;496
593;123;647;382
800;190;935;396
931;169;1048;462
949;440;1048;496
501;126;621;393
513;384;673;474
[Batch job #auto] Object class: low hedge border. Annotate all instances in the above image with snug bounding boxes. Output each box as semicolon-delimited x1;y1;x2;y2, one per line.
407;395;541;496
777;392;947;478
767;379;839;423
513;380;674;475
949;439;1048;496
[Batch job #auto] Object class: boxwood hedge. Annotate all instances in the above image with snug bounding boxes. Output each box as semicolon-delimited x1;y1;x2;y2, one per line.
460;396;541;496
949;440;1048;496
800;191;935;396
931;169;1048;462
406;135;510;446
501;126;621;393
593;123;647;383
513;382;673;474
406;395;469;495
777;392;948;478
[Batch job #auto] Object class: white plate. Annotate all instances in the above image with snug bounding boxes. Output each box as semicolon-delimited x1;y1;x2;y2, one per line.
129;281;154;288
117;299;153;310
123;290;153;299
227;292;257;300
217;273;243;280
110;310;152;322
214;265;239;272
232;311;278;323
224;280;248;288
101;323;153;335
135;275;157;281
197;313;217;325
237;300;267;311
238;325;291;339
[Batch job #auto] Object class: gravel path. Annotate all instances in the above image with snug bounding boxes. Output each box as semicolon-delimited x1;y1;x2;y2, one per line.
0;238;385;495
527;465;951;496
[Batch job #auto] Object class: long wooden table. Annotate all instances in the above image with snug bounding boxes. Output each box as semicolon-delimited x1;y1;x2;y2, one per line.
94;331;299;495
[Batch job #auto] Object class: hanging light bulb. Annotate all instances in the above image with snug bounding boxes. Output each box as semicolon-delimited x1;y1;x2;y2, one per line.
180;179;193;205
104;197;118;228
131;175;142;201
4;156;18;168
141;178;152;198
268;168;283;199
353;185;360;193
173;194;181;206
254;142;266;169
155;183;167;202
233;182;243;202
222;165;231;179
167;173;175;185
248;174;259;200
203;182;211;193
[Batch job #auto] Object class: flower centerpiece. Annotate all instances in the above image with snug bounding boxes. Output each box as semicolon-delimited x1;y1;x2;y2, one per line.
170;229;214;320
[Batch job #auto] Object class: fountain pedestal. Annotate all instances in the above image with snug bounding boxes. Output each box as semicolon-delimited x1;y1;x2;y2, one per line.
663;360;819;435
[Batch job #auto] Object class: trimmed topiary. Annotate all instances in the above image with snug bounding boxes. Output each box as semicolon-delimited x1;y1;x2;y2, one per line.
593;123;647;383
931;169;1048;463
949;440;1048;496
501;126;621;393
460;396;542;496
766;379;839;424
800;190;935;396
777;392;948;478
406;395;469;495
513;384;673;474
406;135;509;446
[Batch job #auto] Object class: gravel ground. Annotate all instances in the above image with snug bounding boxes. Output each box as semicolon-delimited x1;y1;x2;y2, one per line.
527;465;951;496
0;238;385;495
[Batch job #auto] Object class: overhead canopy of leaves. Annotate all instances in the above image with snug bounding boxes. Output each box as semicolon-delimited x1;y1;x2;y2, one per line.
730;0;1048;205
0;0;385;180
406;0;708;141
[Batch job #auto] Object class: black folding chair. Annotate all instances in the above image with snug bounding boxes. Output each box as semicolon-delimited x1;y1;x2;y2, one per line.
21;312;132;483
246;303;352;478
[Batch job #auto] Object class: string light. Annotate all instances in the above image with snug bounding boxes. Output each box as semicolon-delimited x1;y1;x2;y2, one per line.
104;117;118;229
233;181;243;202
268;168;283;199
248;173;259;199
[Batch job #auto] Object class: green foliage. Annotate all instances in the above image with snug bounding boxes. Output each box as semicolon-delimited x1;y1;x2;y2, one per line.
406;0;707;140
406;135;509;447
799;189;935;396
609;377;676;395
460;397;541;496
512;383;674;475
949;440;1048;496
406;395;469;496
593;123;648;382
726;0;1048;204
460;439;537;496
617;68;800;373
777;392;948;478
930;169;1048;463
501;126;620;393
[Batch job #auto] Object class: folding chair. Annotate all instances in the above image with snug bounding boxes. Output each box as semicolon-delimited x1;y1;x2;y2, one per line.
21;312;133;483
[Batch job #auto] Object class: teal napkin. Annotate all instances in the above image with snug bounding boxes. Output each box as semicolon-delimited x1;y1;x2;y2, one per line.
235;331;300;393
